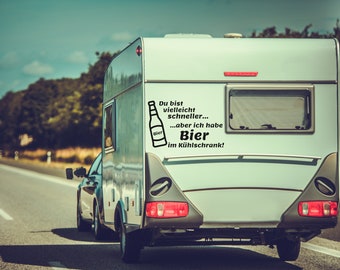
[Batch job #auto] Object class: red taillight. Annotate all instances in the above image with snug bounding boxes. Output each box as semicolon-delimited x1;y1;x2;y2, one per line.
298;201;338;217
224;71;258;77
146;202;189;218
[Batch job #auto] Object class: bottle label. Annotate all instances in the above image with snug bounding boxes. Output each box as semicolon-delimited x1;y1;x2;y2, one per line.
151;125;165;140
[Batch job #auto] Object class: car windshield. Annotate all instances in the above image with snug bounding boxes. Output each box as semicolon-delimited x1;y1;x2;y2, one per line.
89;153;102;175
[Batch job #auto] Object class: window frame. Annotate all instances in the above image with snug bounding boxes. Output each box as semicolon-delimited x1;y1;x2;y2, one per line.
225;83;315;134
103;101;116;152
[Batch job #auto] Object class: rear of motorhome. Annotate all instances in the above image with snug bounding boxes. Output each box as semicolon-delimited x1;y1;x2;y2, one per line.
101;35;339;262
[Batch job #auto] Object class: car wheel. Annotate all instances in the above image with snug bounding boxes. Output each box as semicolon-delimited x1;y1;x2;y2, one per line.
77;202;91;232
277;237;301;261
119;219;142;263
94;203;106;240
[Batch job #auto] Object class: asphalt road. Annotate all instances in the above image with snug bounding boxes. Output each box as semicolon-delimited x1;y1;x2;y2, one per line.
0;161;340;269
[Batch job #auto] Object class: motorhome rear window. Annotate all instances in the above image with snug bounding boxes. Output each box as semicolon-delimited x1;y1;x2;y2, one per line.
227;86;313;133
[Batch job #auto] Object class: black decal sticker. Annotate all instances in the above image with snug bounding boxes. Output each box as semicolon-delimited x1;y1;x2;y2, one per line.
148;101;167;148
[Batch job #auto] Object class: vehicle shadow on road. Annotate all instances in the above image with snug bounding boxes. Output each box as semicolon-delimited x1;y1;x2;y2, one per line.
0;243;302;270
51;227;117;242
1;227;302;270
140;246;302;270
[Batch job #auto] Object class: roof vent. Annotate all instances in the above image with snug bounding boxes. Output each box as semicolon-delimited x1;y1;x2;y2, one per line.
224;33;243;38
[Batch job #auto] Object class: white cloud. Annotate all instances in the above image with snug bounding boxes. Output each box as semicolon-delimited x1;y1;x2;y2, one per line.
0;51;19;68
111;32;134;42
67;51;89;64
23;61;54;75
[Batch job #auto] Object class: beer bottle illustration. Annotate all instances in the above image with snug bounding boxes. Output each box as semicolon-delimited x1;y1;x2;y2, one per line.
148;101;167;147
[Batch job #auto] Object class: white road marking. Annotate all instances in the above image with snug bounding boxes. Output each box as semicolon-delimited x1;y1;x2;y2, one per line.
0;208;13;220
0;164;78;188
302;242;340;258
48;261;68;269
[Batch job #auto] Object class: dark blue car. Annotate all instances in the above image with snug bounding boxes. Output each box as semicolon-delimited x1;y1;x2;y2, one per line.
66;152;108;240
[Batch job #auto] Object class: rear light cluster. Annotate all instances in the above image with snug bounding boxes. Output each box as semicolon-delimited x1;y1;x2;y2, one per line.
298;201;338;217
146;202;189;218
224;71;258;77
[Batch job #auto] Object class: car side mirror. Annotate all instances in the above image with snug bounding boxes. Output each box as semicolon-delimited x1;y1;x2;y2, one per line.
65;168;73;180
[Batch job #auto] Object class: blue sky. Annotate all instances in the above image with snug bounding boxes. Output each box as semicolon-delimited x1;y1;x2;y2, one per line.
0;0;339;97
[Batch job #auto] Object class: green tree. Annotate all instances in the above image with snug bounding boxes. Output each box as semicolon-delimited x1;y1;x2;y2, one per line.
17;78;58;148
333;19;340;40
0;91;24;149
251;19;339;40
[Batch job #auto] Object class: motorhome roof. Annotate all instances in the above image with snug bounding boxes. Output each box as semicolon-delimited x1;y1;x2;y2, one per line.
104;37;338;101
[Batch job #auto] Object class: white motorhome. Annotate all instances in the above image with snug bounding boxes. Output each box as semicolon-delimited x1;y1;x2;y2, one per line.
101;35;339;262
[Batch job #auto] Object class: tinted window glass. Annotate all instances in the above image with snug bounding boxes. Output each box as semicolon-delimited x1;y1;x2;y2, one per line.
229;89;312;131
